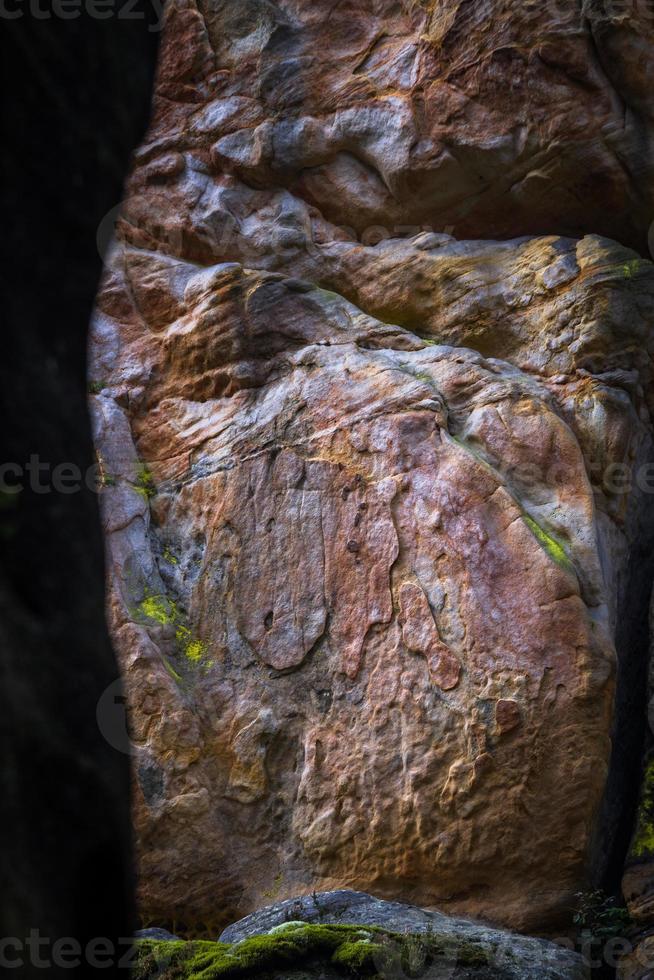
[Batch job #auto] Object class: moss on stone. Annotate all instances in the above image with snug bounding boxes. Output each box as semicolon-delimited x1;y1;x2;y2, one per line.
133;464;157;500
133;924;494;979
448;435;575;575
621;258;649;280
163;657;183;683
397;360;437;387
522;514;574;573
330;938;379;973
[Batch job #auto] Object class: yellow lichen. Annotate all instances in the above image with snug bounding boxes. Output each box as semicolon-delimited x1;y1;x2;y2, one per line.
184;639;206;663
138;594;209;668
622;258;646;279
262;873;284;900
139;595;177;626
523;514;574;572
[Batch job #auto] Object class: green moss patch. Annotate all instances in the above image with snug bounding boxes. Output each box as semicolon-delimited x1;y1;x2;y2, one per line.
133;924;493;979
620;258;650;280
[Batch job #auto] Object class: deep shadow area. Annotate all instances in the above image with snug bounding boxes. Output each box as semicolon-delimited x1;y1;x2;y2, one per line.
597;530;654;980
0;9;158;977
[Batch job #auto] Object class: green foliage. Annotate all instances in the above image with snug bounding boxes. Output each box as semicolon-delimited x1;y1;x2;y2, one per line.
632;757;654;858
572;890;631;941
134;464;157;500
87;379;107;394
133;924;494;979
621;258;647;280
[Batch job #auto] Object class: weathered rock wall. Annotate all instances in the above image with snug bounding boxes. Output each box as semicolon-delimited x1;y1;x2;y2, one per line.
90;0;654;939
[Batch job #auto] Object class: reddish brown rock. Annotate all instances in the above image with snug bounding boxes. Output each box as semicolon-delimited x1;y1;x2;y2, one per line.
90;0;654;940
91;231;654;934
399;582;461;690
495;699;521;736
118;0;654;259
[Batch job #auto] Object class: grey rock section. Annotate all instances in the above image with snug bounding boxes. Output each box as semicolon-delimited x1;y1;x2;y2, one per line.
135;928;180;942
219;891;588;980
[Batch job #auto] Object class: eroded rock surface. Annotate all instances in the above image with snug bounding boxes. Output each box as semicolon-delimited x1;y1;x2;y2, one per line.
91;0;654;940
118;0;654;257
91;225;654;933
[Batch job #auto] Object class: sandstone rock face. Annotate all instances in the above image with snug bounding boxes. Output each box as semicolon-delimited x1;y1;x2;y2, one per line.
90;0;654;939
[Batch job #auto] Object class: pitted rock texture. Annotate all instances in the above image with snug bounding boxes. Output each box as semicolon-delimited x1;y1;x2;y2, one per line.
91;0;654;940
92;225;654;934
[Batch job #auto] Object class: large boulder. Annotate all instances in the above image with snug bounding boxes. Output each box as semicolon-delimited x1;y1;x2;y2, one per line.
91;0;654;942
91;225;654;934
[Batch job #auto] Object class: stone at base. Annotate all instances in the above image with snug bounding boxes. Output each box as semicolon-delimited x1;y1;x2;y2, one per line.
219;890;587;979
